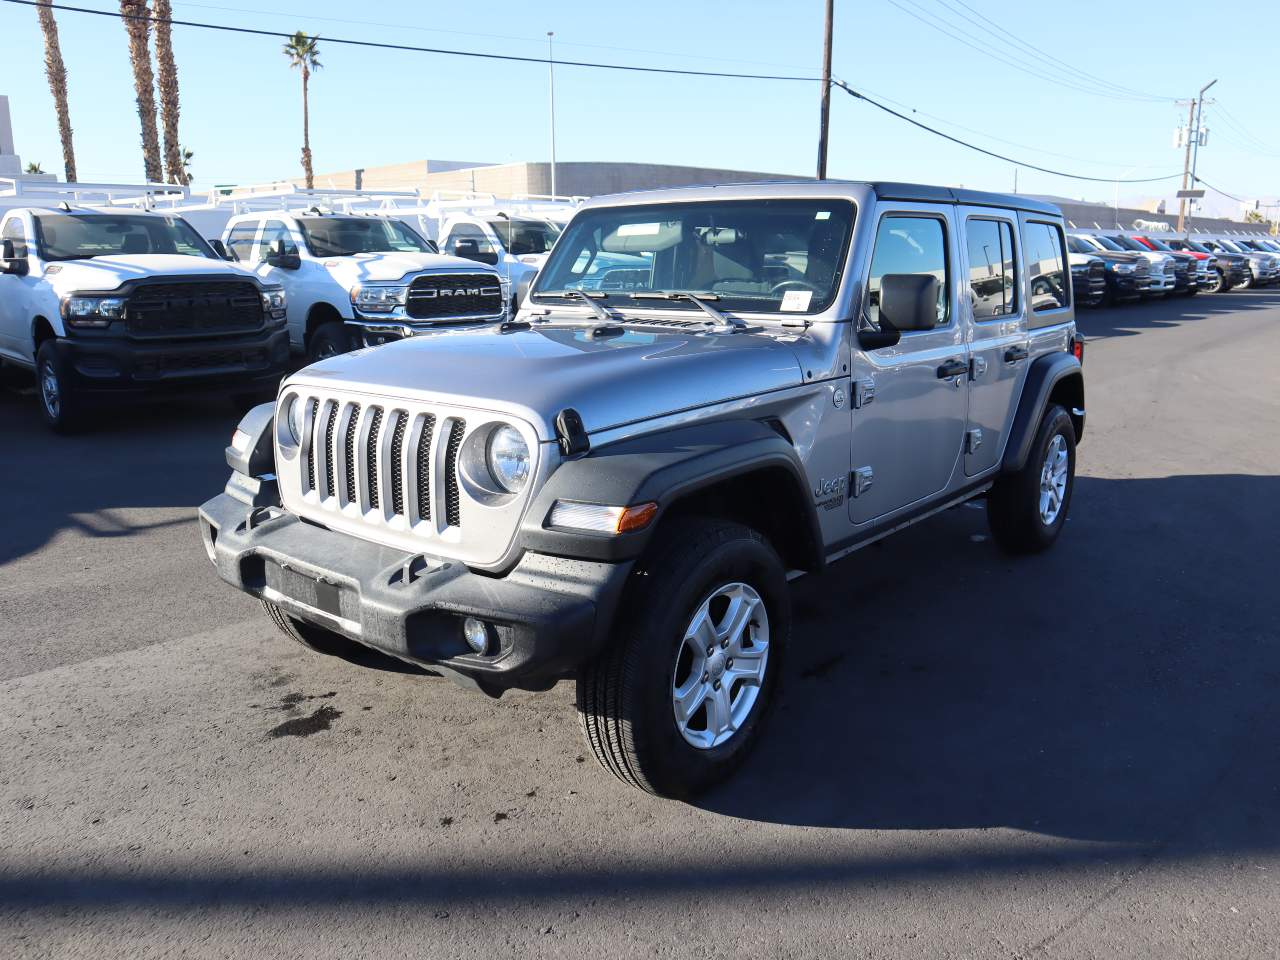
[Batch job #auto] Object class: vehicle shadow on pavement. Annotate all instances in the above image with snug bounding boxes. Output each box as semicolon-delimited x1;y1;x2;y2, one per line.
0;386;254;566
701;473;1280;849
1077;289;1280;341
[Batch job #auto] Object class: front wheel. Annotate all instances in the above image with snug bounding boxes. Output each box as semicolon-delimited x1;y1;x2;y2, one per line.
306;321;352;364
36;340;84;433
1204;268;1225;294
987;404;1076;554
576;519;789;798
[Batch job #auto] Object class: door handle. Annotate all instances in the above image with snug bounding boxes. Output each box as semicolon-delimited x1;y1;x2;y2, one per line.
936;358;968;379
1004;345;1029;363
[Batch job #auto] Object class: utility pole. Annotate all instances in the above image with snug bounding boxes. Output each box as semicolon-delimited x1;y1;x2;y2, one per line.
547;32;557;198
816;0;834;179
1177;78;1216;233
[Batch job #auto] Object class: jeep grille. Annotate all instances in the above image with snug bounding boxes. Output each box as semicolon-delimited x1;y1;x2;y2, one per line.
280;390;540;566
405;273;504;320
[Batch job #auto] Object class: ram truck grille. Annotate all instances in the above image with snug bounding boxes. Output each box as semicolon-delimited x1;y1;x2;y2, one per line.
278;389;541;567
405;273;504;320
125;281;264;336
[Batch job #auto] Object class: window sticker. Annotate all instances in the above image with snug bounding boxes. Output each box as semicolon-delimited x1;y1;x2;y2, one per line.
815;211;832;220
780;289;814;312
617;222;662;237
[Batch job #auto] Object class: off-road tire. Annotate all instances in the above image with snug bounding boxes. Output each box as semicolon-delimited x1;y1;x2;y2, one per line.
306;321;351;364
36;340;84;433
576;519;789;798
263;600;360;657
987;403;1076;554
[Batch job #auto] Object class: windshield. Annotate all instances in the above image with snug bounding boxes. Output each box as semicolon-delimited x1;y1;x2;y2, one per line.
533;199;855;315
1142;237;1173;251
33;213;214;262
1177;240;1211;254
1216;239;1246;253
296;217;433;257
1066;236;1096;254
488;218;561;256
1106;235;1147;252
1085;234;1125;252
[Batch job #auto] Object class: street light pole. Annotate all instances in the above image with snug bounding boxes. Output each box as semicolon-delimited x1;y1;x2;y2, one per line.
816;0;834;179
548;31;557;198
1188;78;1216;226
1176;78;1216;234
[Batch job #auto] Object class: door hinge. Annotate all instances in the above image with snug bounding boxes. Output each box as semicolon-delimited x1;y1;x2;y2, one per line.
851;466;874;497
853;378;876;408
965;428;983;454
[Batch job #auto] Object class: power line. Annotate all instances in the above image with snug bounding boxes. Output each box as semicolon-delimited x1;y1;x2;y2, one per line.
933;0;1174;102
1194;176;1246;204
882;0;1168;103
0;0;821;82
833;80;1182;183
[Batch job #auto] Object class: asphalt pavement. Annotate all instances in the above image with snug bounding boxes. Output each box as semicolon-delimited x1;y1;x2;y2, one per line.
2;289;1278;959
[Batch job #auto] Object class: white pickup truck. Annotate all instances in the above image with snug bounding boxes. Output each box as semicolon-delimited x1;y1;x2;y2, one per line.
0;205;289;431
437;212;566;308
219;210;508;361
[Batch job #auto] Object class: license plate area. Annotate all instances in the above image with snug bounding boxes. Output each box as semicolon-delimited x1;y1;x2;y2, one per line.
263;558;357;625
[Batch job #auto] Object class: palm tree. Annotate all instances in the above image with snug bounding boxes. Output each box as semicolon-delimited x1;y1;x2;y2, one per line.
283;31;321;190
180;146;193;184
119;0;163;183
35;0;76;182
151;0;185;184
25;162;45;175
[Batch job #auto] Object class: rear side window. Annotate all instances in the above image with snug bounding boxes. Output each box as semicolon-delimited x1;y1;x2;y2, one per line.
965;218;1017;320
866;215;949;328
1024;221;1068;313
226;221;258;262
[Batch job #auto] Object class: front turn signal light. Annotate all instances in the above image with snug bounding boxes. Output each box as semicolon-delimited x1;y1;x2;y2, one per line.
547;500;659;535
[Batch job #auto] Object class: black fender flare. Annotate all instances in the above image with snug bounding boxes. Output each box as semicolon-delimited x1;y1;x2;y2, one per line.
519;419;823;566
1002;352;1084;474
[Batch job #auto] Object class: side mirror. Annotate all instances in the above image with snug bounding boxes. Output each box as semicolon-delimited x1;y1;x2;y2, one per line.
207;238;233;261
265;238;301;270
878;273;940;331
452;238;500;266
1;238;29;276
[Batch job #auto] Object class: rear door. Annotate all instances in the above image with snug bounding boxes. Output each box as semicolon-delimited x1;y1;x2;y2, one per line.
848;205;968;525
959;210;1029;476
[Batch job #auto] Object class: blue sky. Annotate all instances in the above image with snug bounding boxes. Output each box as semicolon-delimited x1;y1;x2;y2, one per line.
2;0;1277;215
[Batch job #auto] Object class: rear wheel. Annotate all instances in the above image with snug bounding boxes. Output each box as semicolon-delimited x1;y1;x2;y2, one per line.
263;600;361;657
987;404;1076;554
576;519;788;798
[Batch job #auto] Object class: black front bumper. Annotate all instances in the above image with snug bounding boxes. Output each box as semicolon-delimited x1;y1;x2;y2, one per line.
198;487;632;693
57;323;290;395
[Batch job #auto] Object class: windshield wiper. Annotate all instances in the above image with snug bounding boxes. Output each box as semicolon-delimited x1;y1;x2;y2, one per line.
537;289;616;323
630;291;746;330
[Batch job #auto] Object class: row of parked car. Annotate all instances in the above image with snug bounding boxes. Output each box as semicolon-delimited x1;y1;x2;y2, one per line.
1066;230;1280;307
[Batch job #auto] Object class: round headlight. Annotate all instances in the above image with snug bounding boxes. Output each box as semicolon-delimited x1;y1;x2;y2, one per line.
486;425;530;493
285;395;306;446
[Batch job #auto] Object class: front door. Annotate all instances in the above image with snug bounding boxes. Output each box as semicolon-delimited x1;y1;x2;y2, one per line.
848;207;968;525
959;210;1029;476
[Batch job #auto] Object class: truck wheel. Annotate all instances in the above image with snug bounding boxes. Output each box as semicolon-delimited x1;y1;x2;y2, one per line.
1205;268;1225;294
987;403;1076;554
306;321;350;363
262;600;359;657
576;519;789;798
36;340;83;433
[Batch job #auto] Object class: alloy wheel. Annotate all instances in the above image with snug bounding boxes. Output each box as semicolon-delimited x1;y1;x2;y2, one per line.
671;582;770;750
39;360;61;420
1039;434;1069;525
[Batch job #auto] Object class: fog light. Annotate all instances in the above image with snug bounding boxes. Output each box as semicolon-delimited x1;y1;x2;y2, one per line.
462;617;489;654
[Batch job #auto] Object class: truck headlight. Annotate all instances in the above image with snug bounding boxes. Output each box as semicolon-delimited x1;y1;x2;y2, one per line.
281;393;307;447
260;287;287;318
352;284;409;313
486;425;530;493
62;295;126;328
1111;262;1135;274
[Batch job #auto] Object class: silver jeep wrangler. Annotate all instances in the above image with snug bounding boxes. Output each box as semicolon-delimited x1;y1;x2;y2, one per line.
199;182;1085;797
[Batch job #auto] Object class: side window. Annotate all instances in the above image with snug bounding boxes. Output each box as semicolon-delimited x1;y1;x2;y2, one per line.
225;221;258;262
254;220;297;263
1025;221;1068;313
447;223;496;257
866;215;950;328
2;217;28;258
965;218;1017;320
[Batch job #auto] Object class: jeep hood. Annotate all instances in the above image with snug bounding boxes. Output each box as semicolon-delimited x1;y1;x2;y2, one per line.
324;252;499;286
45;254;256;293
288;323;805;440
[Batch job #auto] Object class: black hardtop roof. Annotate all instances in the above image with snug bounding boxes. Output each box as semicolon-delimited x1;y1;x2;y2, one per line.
869;182;1063;216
